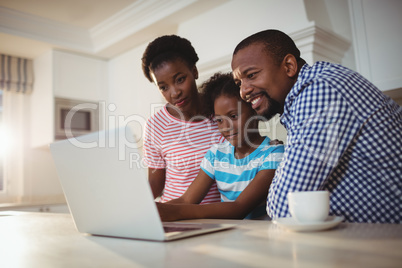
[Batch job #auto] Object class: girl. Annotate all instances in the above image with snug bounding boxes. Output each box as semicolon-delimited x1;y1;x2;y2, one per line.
157;72;284;220
142;35;223;203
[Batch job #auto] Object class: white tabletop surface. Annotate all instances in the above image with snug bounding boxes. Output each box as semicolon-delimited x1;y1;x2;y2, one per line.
0;212;401;268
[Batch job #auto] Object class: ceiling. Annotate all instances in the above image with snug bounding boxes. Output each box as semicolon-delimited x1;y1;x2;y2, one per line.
0;0;137;28
0;0;228;59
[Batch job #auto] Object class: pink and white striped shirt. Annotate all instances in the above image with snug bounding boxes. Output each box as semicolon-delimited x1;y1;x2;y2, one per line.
143;105;224;203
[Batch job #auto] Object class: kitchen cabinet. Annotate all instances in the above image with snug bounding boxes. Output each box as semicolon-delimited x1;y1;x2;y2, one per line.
31;50;107;147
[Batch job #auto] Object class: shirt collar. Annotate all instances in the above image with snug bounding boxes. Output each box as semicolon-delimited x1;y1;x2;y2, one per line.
280;62;311;127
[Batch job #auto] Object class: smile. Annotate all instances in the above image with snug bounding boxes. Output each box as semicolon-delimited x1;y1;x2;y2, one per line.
224;133;238;140
251;96;261;105
175;98;187;107
249;95;263;109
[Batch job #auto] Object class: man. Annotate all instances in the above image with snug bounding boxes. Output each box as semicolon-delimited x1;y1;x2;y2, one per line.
231;29;401;223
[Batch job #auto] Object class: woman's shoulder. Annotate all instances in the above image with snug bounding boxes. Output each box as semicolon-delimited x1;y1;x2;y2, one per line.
146;105;174;126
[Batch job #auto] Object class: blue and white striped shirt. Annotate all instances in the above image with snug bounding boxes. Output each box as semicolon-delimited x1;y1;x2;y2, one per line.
267;61;402;223
201;137;284;217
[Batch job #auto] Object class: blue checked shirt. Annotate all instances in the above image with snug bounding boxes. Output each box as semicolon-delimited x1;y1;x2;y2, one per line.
267;61;402;223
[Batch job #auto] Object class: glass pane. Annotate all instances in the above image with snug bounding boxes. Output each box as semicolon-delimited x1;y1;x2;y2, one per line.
60;109;91;131
0;91;3;191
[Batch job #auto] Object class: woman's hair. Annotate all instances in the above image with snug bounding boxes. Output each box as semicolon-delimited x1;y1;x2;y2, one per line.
201;72;252;119
141;35;199;82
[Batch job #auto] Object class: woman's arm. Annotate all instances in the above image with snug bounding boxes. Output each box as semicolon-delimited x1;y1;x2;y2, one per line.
165;169;214;204
157;169;275;221
148;168;166;199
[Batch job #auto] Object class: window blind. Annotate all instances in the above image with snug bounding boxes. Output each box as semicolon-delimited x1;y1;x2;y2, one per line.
0;54;34;94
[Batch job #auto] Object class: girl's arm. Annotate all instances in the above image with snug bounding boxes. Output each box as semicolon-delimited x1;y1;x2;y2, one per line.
165;169;214;204
148;168;166;199
157;169;275;221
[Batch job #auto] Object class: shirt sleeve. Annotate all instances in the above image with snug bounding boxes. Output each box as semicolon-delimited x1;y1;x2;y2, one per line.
200;146;216;180
267;80;358;219
259;145;285;170
143;117;166;169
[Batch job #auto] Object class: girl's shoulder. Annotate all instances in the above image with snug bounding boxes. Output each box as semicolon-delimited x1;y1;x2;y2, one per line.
209;140;232;154
260;137;285;154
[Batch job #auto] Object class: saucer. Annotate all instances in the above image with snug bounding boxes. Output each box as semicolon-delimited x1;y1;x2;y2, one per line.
273;216;344;232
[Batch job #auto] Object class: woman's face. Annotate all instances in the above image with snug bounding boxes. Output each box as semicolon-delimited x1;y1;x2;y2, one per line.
150;58;199;120
213;95;258;148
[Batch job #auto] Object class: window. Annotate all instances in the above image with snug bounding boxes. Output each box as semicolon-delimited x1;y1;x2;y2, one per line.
0;90;3;191
0;54;34;199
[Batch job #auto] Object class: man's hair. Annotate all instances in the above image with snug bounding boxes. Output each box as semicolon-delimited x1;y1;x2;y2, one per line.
141;35;199;82
200;72;252;119
233;29;301;65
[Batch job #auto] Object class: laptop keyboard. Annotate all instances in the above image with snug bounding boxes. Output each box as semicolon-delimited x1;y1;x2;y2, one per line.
163;226;202;233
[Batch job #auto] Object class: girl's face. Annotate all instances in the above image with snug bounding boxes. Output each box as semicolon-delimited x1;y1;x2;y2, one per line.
150;58;199;120
213;95;258;148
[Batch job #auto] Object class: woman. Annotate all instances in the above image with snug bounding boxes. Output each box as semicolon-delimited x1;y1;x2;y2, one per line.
141;35;223;203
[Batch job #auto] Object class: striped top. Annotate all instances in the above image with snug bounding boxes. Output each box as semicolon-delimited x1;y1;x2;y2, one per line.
143;105;224;203
201;137;284;206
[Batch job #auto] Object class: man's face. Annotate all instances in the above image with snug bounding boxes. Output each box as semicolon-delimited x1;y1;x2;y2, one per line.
231;43;290;120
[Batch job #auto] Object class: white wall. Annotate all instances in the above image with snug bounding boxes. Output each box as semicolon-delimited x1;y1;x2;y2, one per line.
25;51;63;203
349;0;402;91
179;0;311;65
31;51;54;148
53;51;108;102
108;44;164;144
304;0;355;69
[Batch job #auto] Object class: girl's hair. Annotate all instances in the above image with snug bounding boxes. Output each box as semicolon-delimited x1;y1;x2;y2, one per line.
141;35;199;82
201;72;251;119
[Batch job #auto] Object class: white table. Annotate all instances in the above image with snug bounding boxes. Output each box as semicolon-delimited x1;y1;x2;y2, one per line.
0;212;401;267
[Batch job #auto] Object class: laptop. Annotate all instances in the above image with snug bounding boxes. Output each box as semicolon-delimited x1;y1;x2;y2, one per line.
49;126;234;241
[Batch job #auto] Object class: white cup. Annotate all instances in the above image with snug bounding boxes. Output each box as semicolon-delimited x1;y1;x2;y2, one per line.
287;191;330;222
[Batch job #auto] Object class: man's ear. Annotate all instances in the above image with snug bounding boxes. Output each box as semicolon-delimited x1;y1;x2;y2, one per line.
283;54;298;78
192;66;199;79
